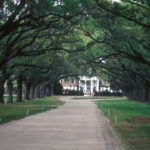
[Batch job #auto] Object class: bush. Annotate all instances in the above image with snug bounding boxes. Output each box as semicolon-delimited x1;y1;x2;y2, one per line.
94;91;123;96
62;89;84;96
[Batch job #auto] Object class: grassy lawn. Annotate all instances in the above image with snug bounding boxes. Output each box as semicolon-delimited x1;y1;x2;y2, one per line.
95;99;150;150
13;96;64;105
0;96;64;124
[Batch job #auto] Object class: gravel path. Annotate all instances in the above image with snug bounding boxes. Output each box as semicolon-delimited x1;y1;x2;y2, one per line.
0;96;124;150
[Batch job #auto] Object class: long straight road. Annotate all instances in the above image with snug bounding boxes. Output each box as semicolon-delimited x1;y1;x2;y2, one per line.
0;97;124;150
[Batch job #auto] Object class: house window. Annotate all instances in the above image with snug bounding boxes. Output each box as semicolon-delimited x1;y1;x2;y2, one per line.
93;80;97;85
72;79;74;83
86;80;91;86
64;78;69;83
81;80;85;84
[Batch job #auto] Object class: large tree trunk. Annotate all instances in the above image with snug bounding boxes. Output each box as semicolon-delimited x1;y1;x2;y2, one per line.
31;85;35;100
0;78;5;103
148;91;150;104
46;85;51;96
40;83;47;98
142;82;150;103
25;83;31;100
35;84;41;98
40;84;44;98
7;79;13;104
50;83;54;96
43;83;47;97
0;68;7;103
16;75;23;102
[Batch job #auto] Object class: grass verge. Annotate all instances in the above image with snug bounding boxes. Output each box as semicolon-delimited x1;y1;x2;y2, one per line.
0;96;64;124
95;99;150;150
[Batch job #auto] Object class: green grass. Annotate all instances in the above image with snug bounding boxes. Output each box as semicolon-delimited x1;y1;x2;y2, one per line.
4;95;17;103
95;99;150;150
0;96;64;124
13;96;64;105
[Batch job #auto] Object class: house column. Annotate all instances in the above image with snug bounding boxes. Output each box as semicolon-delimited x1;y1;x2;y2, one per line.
91;79;93;94
84;79;87;94
96;79;99;92
78;80;81;91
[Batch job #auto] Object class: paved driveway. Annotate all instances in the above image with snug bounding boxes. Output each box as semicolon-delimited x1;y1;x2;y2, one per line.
0;96;124;150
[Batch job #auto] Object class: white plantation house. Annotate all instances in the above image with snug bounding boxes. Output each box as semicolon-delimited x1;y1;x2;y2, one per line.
60;76;110;95
78;76;99;94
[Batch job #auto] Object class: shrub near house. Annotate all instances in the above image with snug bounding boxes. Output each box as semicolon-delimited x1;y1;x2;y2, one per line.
63;89;84;96
94;91;123;96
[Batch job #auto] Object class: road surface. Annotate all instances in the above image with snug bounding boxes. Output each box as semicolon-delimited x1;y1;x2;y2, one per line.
0;96;124;150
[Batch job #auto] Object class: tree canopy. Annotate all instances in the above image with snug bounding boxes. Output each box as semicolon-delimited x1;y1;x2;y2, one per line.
0;0;150;103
